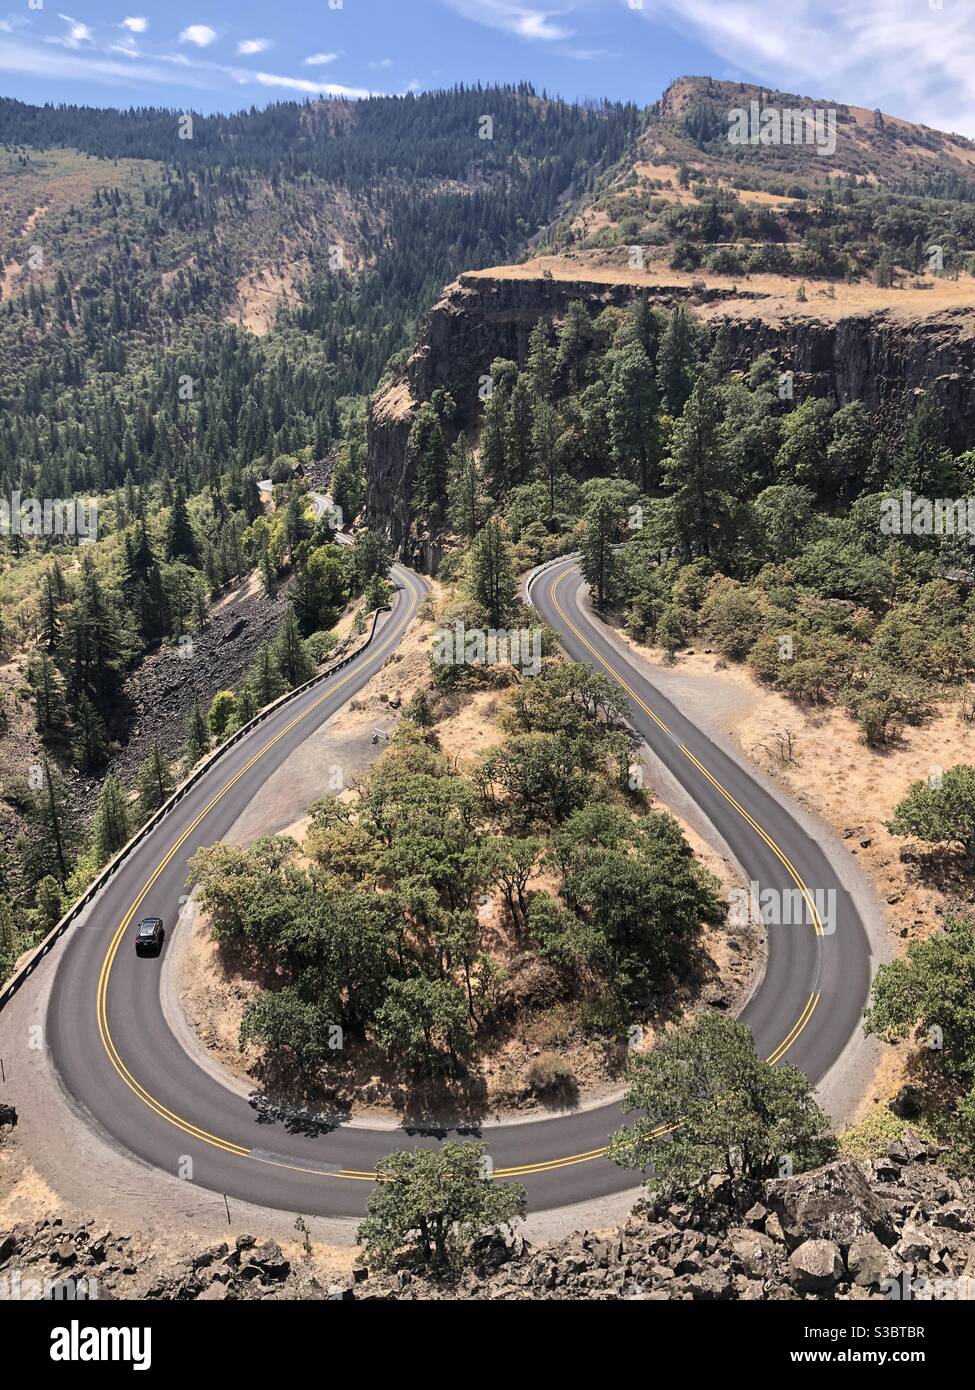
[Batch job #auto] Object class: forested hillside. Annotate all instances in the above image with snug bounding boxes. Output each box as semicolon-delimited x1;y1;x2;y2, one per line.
549;75;975;285
0;84;639;981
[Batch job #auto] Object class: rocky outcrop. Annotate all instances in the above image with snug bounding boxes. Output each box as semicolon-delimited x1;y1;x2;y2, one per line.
366;263;975;547
365;381;417;558
6;1131;975;1301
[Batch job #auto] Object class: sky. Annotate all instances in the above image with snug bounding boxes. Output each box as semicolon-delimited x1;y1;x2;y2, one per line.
1;1;975;137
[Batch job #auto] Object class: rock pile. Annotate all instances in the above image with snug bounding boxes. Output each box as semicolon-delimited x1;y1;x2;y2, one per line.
342;1137;975;1302
3;1132;974;1301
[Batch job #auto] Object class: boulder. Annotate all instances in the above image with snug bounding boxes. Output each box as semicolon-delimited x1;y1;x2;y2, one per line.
888;1086;924;1119
196;1281;233;1301
847;1233;897;1288
888;1130;929;1166
788;1240;843;1293
765;1156;897;1249
242;1239;290;1282
895;1224;933;1262
728;1228;777;1274
932;1202;973;1233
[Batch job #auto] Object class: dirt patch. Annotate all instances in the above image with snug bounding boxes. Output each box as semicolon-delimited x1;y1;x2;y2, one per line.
229;263;305;337
619;631;962;948
607;625;975;1116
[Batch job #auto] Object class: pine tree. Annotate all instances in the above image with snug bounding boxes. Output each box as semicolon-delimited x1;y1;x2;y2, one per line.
184;698;210;766
236;684;258;726
33;875;64;932
260;552;278;598
477;387;509;497
27;653;68;735
39;570;62;652
526;319;556;402
410;402;449;524
581;495;621;608
532;401;563;524
621;294;660;360
73;694;108;772
251;644;284;706
0;896;18;980
607;343;660;491
664;373;738;563
92;776;131;865
41;758;69;885
165;485;199;565
469;518;516;627
555;300;593;393
447;439;489;540
136;742;174;819
504;375;537;489
657;305;698;416
272;611;314;688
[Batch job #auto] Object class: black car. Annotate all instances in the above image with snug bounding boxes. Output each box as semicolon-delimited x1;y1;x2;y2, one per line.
135;917;165;956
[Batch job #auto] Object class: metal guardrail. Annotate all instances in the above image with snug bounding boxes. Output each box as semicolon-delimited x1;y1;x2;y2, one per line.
522;550;581;605
0;603;392;1016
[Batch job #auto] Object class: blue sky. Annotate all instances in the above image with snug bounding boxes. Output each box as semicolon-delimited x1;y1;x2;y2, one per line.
1;1;975;136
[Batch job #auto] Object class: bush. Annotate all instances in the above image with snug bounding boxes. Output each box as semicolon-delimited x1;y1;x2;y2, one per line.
207;690;237;740
526;1052;576;1100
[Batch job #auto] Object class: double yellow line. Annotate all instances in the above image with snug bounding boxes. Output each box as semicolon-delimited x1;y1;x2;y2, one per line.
484;571;828;1180
95;585;420;1177
90;563;825;1192
547;569;822;1069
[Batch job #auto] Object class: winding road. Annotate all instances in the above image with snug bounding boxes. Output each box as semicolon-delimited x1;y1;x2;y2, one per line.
39;554;873;1218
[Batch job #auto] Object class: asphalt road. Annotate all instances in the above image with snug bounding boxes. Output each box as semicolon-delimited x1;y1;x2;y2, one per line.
43;556;872;1218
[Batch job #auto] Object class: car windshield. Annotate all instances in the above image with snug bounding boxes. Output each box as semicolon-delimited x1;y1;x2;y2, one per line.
139;923;157;936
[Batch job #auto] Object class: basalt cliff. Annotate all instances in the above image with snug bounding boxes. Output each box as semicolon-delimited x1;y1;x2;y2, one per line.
366;254;975;562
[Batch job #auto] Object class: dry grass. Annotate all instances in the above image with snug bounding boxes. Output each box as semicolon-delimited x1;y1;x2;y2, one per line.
0;148;159;295
477;252;975;327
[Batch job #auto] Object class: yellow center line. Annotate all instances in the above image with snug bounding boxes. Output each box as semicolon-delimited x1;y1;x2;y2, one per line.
90;562;829;1193
548;567;825;1068
95;585;421;1174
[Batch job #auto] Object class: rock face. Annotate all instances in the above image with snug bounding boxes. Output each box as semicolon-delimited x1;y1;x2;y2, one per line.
366;381;418;560
5;1133;975;1301
366;265;975;551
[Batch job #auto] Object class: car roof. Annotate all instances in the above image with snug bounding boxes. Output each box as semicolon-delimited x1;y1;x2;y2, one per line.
138;918;162;931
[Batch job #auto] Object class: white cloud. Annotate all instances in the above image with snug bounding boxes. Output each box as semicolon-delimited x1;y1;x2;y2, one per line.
0;28;380;102
446;0;574;43
0;34;213;88
370;57;393;69
641;0;975;139
121;16;147;33
303;51;338;66
250;69;371;98
179;24;217;48
237;38;270;56
55;14;93;49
